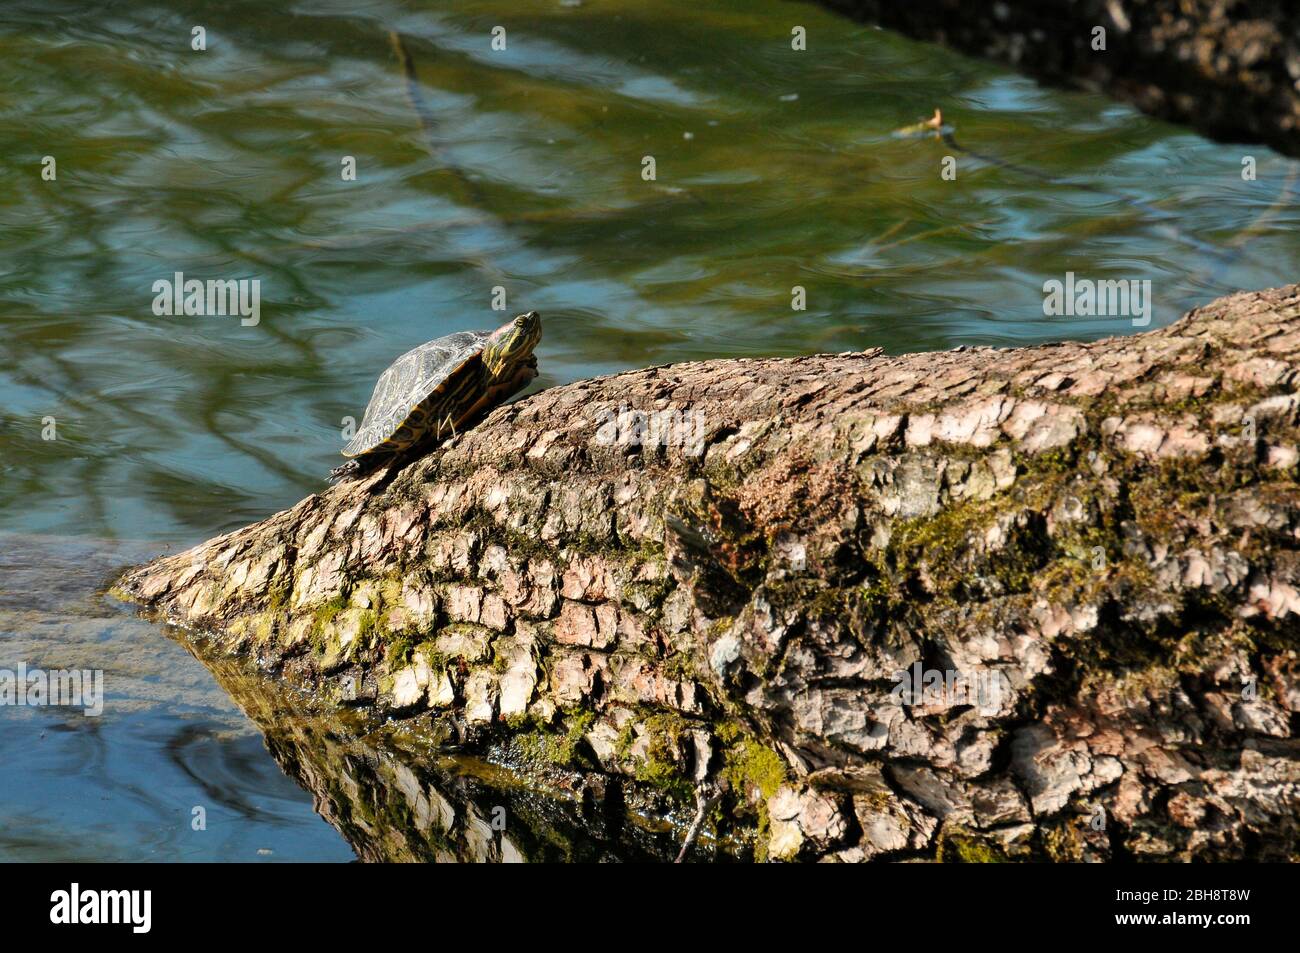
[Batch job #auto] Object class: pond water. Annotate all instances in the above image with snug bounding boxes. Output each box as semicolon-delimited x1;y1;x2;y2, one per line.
2;0;1298;860
0;534;355;861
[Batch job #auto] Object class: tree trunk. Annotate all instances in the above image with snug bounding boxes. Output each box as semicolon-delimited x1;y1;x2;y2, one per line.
117;285;1300;861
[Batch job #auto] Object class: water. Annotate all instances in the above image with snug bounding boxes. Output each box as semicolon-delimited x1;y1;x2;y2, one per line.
2;0;1298;860
0;535;355;861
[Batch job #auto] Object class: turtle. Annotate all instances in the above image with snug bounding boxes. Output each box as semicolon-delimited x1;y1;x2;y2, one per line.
330;311;541;481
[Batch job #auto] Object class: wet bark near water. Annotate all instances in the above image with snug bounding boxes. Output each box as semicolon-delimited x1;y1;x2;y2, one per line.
199;656;693;862
119;285;1300;861
816;0;1300;158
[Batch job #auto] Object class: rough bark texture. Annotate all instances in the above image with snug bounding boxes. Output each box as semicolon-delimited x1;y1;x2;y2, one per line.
816;0;1300;158
118;286;1300;862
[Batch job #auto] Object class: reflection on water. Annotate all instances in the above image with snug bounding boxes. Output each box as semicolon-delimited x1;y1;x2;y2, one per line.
206;659;689;862
3;0;1300;860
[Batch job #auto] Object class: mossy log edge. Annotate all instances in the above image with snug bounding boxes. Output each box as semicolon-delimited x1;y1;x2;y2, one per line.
118;286;1300;861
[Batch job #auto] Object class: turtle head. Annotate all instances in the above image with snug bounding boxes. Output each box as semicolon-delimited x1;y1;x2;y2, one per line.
483;311;541;381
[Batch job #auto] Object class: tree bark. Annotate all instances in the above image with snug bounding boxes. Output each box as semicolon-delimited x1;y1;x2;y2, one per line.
816;0;1300;158
118;285;1300;861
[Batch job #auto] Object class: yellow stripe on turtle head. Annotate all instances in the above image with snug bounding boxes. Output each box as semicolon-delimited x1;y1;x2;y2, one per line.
483;311;541;379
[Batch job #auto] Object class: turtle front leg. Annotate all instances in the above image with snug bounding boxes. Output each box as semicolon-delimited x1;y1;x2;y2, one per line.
329;453;393;484
329;459;363;483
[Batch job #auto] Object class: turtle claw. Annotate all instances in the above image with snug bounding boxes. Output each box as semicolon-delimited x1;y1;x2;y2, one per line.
329;459;362;483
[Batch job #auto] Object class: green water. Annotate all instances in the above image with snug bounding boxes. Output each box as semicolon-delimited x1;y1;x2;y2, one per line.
1;0;1298;860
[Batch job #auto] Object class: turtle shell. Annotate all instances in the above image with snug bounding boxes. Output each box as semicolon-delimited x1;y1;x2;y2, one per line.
342;330;490;458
